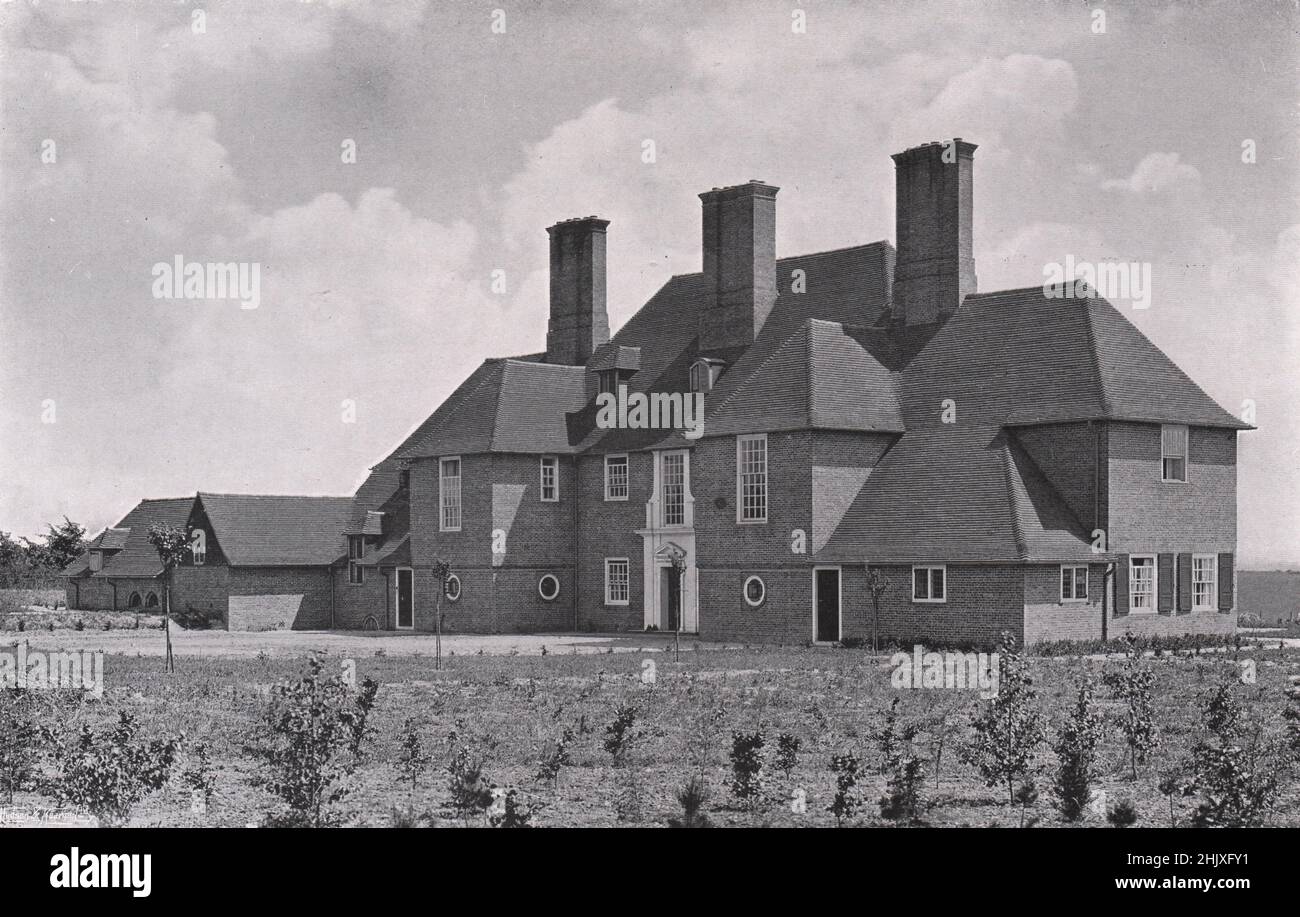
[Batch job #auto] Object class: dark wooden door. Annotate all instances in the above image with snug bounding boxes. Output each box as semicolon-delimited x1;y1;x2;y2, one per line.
815;568;840;642
396;568;414;629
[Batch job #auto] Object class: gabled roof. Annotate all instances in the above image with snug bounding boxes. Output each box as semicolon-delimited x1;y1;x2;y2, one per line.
398;359;587;458
588;343;642;373
700;319;903;438
816;426;1102;564
72;497;196;579
358;533;411;568
196;493;353;567
901;286;1249;431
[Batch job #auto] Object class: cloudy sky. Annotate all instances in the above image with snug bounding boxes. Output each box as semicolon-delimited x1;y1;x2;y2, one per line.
1;0;1296;566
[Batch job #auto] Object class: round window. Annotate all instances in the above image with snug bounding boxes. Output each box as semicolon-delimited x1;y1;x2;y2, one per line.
445;574;462;602
538;574;560;601
743;576;766;607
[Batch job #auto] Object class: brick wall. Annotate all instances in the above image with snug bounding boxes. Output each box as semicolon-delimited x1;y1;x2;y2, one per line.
227;567;331;631
171;565;230;624
576;451;651;632
1014;421;1106;536
1023;563;1107;644
843;564;1025;649
333;566;389;629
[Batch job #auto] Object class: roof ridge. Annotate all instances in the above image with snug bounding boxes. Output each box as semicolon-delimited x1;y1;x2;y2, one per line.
1081;297;1113;417
488;359;511;451
804;317;816;425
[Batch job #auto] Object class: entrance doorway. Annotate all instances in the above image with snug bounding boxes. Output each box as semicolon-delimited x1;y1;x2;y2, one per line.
814;567;841;643
396;567;414;630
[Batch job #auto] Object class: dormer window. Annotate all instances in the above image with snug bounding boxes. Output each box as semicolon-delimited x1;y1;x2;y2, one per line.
690;358;724;393
598;370;619;396
88;551;102;573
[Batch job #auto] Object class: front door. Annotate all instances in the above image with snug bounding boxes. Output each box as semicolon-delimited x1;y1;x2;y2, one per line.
396;567;414;630
814;567;840;643
660;566;682;631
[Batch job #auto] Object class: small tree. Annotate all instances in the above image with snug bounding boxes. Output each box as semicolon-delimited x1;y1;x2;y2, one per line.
1051;682;1105;821
827;752;861;827
726;730;766;809
962;631;1044;806
43;711;181;826
431;559;451;670
397;717;431;796
669;551;686;662
1188;680;1285;827
878;700;926;823
866;567;887;653
1104;633;1159;778
146;522;190;674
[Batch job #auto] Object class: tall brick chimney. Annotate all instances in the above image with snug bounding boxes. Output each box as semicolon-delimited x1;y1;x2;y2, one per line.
698;181;779;352
892;139;977;326
546;216;611;365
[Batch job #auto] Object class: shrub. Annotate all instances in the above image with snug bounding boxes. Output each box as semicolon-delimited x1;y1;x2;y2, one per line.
1104;633;1160;778
726;730;766;808
43;711;181;826
827;752;861;827
602;702;640;765
397;717;431;795
248;655;380;827
773;733;800;776
962;631;1044;805
536;725;575;788
0;688;50;803
489;789;533;828
1188;680;1286;827
1051;682;1104;821
446;744;495;824
182;742;215;816
1106;798;1138;827
668;775;711;828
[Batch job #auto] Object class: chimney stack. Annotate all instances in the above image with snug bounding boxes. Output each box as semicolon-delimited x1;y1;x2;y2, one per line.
892;139;977;326
546;216;611;365
698;180;779;352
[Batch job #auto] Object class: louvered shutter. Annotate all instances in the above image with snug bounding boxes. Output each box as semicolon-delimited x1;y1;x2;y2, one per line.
1115;555;1130;615
1177;553;1193;613
1157;553;1174;614
1217;552;1234;612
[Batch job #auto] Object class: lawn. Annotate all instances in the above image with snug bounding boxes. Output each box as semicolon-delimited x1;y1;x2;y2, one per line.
2;627;1297;828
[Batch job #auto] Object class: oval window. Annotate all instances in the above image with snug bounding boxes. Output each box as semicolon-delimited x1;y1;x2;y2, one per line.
538;574;560;601
743;576;766;607
445;574;462;602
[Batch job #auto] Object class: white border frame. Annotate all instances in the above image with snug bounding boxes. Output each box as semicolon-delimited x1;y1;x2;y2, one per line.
1160;423;1189;483
444;573;462;603
743;574;766;607
1191;553;1217;611
395;566;415;630
1128;553;1157;614
812;565;842;643
538;573;560;602
911;564;947;603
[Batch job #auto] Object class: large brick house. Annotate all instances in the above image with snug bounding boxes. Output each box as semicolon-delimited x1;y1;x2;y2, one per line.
68;138;1248;645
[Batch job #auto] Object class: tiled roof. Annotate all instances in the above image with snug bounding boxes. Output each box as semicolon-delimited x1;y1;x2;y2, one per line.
358;534;411;567
901;286;1249;431
588;343;642;372
701;319;903;438
816;426;1102;564
81;498;195;579
197;493;354;567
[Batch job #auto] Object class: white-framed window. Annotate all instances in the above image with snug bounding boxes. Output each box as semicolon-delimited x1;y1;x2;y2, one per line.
1161;424;1188;482
743;575;766;607
1192;554;1217;611
540;455;559;502
604;558;630;605
1060;565;1088;602
190;529;206;566
604;454;629;500
912;565;946;603
89;551;102;572
661;450;687;526
736;434;768;523
538;574;560;601
1129;555;1156;612
440;457;462;531
347;535;365;585
690;359;722;393
445;574;462;602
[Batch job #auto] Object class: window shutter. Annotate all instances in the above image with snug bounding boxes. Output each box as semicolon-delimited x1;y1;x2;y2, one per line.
1114;555;1130;615
1177;553;1193;613
1217;552;1234;612
1157;554;1173;613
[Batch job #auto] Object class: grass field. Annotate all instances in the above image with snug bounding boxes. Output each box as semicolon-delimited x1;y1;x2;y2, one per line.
2;626;1297;828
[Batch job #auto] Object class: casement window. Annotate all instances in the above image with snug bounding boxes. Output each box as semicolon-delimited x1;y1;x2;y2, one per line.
604;454;629;501
540;456;559;502
1129;555;1156;612
1192;554;1217;611
1060;565;1088;602
661;451;687;526
191;530;206;566
1161;424;1188;482
689;359;721;393
439;457;462;531
598;370;618;396
604;558;630;605
88;551;102;573
912;565;946;603
736;434;768;523
347;535;365;585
